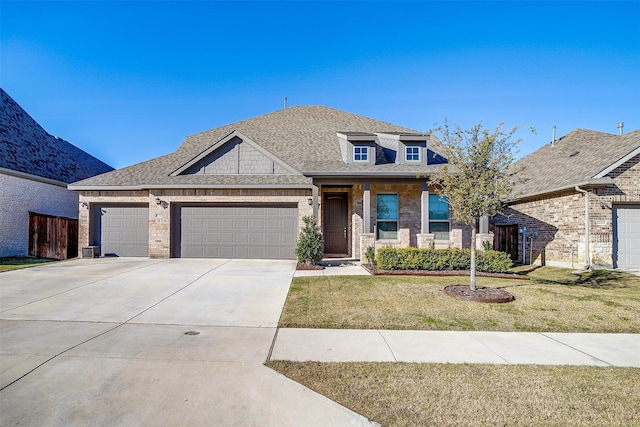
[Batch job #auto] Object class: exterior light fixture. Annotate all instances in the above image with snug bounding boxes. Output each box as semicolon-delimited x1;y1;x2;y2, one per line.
307;197;313;205
155;197;162;205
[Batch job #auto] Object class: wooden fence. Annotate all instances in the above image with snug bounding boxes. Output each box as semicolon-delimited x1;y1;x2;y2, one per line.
28;212;78;260
490;223;519;261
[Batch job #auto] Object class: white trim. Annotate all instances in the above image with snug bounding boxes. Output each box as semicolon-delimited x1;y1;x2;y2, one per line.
353;146;370;162
375;132;428;142
592;146;640;178
0;167;69;188
337;132;376;141
170;130;302;176
405;145;421;162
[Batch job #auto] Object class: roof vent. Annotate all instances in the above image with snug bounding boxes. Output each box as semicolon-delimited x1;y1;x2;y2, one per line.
617;122;624;135
569;151;579;157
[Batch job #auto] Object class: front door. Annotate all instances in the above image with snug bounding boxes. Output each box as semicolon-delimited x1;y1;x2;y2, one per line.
323;193;348;255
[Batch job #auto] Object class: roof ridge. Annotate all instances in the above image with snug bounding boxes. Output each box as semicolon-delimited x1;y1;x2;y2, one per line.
185;105;421;140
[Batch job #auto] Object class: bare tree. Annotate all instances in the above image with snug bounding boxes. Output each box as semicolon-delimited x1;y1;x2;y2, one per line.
429;119;532;290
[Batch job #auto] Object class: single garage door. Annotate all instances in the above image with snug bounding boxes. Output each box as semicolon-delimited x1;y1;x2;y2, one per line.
614;205;640;268
94;205;149;257
178;205;298;259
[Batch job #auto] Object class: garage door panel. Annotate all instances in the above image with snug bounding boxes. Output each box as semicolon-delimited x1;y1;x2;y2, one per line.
251;234;266;244
178;205;297;259
614;205;640;268
96;205;149;257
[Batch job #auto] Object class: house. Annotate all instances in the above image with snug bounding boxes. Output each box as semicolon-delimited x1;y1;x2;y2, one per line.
493;128;640;269
69;106;485;259
0;88;114;257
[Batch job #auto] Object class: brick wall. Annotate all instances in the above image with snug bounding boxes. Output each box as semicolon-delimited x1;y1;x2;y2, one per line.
503;155;640;268
323;183;470;260
79;188;312;258
78;190;148;251
1;173;79;256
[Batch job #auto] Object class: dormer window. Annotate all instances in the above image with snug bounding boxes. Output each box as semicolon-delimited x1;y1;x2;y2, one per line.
406;146;420;162
354;146;369;162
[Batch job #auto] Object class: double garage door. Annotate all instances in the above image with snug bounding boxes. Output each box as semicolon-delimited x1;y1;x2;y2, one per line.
95;204;297;259
177;205;298;259
614;205;640;269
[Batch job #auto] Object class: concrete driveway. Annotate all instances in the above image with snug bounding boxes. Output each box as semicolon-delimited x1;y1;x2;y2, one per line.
0;258;373;426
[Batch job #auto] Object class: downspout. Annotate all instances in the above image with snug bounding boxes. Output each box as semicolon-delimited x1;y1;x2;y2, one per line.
574;186;591;270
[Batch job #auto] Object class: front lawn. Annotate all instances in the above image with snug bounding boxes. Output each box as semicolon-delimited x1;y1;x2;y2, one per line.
0;256;58;273
279;267;640;332
268;361;640;427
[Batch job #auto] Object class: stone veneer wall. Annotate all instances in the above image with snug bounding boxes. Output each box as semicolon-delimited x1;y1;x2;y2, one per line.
79;188;312;258
503;155;640;268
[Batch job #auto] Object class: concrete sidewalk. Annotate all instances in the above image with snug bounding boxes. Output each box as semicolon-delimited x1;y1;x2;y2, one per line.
293;261;370;277
271;329;640;367
287;264;640;367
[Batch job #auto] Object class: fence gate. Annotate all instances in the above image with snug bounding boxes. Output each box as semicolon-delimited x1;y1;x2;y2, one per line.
28;212;78;260
491;223;519;261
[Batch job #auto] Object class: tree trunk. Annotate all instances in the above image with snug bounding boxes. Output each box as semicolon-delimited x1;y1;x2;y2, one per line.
470;225;477;290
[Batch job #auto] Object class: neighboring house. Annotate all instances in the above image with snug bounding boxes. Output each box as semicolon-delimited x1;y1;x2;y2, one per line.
69;106;482;259
0;88;114;257
494;128;640;269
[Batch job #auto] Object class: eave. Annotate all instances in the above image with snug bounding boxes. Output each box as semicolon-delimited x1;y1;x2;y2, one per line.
0;167;69;188
68;183;314;191
302;170;435;178
506;177;615;203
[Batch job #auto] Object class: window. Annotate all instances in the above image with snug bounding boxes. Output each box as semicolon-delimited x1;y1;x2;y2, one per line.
354;146;368;162
376;194;398;239
429;194;450;240
406;146;420;162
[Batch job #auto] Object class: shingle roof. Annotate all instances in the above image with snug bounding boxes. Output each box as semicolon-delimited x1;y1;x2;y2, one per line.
0;88;114;183
510;128;640;199
71;106;446;188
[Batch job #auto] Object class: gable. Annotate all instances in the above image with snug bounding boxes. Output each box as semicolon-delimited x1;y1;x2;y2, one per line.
173;131;300;176
606;153;640;197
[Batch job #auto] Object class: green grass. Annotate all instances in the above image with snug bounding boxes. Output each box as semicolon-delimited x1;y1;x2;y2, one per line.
279;267;640;332
0;256;58;272
268;361;640;427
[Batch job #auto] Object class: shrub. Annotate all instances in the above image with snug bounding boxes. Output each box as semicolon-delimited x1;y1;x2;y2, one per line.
476;250;513;272
364;246;376;264
376;247;512;273
295;216;324;265
482;240;492;251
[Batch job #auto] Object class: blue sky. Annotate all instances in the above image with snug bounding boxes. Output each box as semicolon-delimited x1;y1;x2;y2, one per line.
2;1;639;169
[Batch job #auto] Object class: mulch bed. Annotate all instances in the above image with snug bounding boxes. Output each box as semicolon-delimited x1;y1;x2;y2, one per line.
444;284;515;303
296;263;323;270
361;264;529;280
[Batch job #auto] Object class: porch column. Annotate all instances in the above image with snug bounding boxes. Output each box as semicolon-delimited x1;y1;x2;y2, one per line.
363;183;371;233
421;183;429;234
479;216;489;233
312;184;319;218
